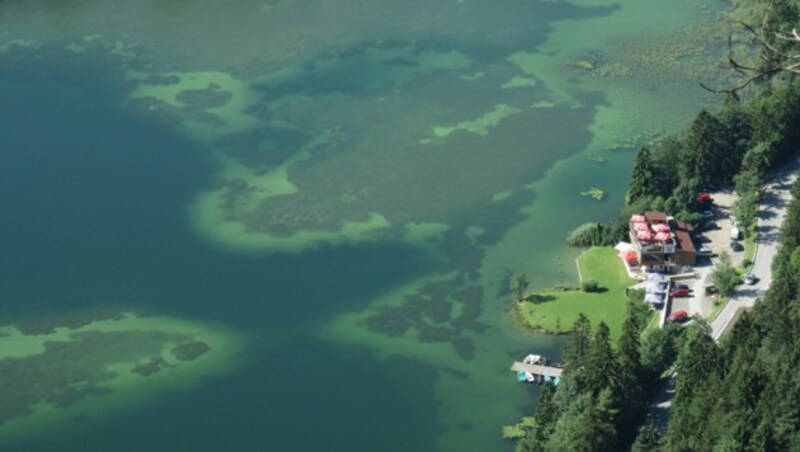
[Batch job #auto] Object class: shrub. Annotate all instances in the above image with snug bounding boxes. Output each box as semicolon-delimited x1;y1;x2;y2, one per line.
566;223;609;246
582;280;600;292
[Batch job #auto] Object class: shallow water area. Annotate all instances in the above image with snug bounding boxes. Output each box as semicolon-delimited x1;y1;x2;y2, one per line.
0;0;729;450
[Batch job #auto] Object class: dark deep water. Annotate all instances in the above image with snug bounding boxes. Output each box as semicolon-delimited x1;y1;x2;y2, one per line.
0;73;442;452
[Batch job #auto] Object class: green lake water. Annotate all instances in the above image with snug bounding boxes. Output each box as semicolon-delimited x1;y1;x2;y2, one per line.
0;0;729;450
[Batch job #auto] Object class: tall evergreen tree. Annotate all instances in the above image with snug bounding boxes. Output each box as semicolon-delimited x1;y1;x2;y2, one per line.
631;423;661;452
683;109;725;184
780;178;800;250
618;300;643;376
615;301;647;445
564;314;592;373
716;93;752;177
525;383;559;450
584;322;619;397
627;147;654;205
666;323;720;450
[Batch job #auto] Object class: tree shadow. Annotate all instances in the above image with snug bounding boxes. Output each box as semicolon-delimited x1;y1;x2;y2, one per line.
526;294;556;304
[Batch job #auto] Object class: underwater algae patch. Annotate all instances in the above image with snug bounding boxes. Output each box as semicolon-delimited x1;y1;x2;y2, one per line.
118;35;599;254
0;309;244;443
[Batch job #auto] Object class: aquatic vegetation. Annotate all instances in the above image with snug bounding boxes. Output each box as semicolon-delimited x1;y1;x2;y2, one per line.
361;309;412;337
0;309;243;441
132;356;168;376
433;104;522;139
580;187;605;200
417;324;456;343
451;336;476;361
171;341;212;361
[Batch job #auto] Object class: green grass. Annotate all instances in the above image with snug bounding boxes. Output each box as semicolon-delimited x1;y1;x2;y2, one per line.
744;236;756;269
515;247;635;341
708;296;728;321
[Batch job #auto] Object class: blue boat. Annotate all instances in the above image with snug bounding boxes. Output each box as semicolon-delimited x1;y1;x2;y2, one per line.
517;371;527;382
553;377;560;386
544;375;551;383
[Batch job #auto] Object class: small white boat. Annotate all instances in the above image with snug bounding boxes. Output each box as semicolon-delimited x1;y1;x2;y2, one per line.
525;372;535;383
523;354;542;365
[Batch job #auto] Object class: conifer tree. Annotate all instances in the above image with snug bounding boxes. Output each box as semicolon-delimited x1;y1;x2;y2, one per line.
564;314;592;373
631;423;661;452
627;147;654;205
584;322;619;397
683;109;724;183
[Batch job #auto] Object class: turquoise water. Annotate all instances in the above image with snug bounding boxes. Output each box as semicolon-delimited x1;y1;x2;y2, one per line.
0;1;727;450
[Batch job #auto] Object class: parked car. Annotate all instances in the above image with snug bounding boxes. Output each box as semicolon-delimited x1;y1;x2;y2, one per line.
703;221;720;231
702;210;714;219
674;283;690;291
744;274;757;285
667;309;689;323
730;241;744;252
697;247;713;256
670;287;690;297
696;192;713;203
731;227;741;240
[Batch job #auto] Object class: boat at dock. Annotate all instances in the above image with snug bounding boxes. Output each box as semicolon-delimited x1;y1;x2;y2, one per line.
511;354;562;385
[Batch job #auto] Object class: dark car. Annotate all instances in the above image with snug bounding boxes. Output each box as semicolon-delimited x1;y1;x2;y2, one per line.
670;287;689;297
730;241;744;252
674;284;690;291
703;221;719;231
667;309;689;323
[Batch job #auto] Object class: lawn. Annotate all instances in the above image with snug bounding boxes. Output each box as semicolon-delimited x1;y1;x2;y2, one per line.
515;247;635;341
744;236;756;269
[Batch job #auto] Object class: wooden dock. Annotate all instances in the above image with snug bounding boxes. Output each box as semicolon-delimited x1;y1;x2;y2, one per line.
510;361;564;378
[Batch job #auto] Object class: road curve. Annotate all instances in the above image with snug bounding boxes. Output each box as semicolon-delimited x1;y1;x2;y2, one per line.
648;159;799;432
710;160;799;340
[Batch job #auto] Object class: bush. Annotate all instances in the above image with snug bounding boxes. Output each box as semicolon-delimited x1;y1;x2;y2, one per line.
742;258;753;268
566;223;608;246
582;280;600;292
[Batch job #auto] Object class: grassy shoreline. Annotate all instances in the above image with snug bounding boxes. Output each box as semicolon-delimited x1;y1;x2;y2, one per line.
514;247;635;341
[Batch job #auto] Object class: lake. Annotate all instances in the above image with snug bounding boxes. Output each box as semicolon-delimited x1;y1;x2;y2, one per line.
0;0;726;450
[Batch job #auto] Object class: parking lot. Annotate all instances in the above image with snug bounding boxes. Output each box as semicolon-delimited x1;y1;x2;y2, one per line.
669;188;745;319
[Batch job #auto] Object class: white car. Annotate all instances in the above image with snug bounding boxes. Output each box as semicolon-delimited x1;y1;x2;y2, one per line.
744;274;757;285
697;247;713;256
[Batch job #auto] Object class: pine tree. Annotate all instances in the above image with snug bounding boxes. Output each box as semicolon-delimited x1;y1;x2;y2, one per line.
631;423;661;452
683;109;724;184
584;322;619;397
530;383;558;446
666;323;720;450
628;147;654;205
615;301;647;446
564;314;592;374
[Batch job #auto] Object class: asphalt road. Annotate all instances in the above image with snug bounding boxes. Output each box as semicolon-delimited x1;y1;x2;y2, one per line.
648;158;799;432
710;162;798;340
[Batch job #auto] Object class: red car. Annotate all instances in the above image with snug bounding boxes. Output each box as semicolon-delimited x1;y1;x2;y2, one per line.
670;287;689;297
667;309;689;323
696;192;713;203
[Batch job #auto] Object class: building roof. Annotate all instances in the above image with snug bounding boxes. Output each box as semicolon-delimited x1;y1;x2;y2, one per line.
675;230;696;254
645;211;667;223
674;220;693;232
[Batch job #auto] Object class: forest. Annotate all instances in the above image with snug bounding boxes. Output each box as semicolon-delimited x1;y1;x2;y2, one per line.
511;0;800;450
